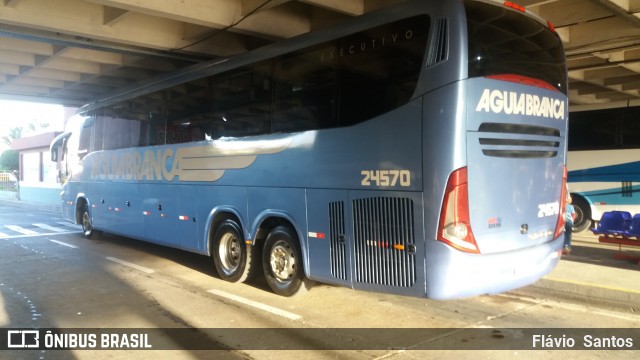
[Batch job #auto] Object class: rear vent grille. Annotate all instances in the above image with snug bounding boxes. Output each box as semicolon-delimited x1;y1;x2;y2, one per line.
329;201;348;281
427;18;448;67
478;122;561;158
352;197;416;287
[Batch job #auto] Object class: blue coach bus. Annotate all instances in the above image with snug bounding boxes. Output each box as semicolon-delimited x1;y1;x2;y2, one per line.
568;104;640;232
50;0;568;299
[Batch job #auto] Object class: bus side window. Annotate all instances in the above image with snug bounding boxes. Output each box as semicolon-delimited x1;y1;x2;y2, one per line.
273;45;338;133
338;16;429;126
213;63;272;138
148;113;167;146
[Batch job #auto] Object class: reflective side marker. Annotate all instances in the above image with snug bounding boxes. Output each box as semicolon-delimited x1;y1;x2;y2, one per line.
308;232;326;239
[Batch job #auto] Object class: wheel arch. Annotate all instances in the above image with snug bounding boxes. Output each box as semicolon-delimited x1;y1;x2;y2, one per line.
74;193;90;225
204;206;247;256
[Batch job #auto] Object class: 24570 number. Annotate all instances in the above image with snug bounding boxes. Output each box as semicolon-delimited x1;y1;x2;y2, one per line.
361;170;411;187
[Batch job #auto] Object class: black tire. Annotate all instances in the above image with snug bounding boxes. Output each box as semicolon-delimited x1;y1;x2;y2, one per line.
571;195;592;233
212;219;255;283
80;203;94;238
262;226;311;297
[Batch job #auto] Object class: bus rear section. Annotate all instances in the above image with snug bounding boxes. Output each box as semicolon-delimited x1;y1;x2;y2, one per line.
425;0;569;299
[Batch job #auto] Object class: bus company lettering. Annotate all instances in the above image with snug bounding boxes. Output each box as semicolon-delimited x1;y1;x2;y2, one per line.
88;138;292;182
89;146;257;182
475;89;565;120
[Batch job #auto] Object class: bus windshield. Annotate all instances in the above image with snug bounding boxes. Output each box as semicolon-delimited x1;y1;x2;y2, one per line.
465;0;567;94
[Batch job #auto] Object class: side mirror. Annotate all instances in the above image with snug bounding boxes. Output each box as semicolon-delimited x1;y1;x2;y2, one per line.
50;132;71;162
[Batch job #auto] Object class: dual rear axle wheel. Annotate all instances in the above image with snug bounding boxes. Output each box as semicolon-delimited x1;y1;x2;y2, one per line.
211;220;311;297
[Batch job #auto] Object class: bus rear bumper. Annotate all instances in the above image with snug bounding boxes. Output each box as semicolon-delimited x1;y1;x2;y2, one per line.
425;235;564;300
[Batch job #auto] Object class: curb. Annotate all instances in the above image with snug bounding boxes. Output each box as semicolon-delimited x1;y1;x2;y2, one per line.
0;199;61;214
513;277;640;313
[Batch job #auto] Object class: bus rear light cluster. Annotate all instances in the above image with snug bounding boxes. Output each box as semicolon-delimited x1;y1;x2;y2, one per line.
554;166;568;240
486;74;559;92
437;167;480;254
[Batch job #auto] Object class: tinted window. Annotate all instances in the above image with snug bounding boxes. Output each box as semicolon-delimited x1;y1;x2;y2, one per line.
216;62;272;137
465;1;567;94
337;15;429;126
569;106;640;150
273;43;338;132
569;109;619;150
88;15;429;148
622;107;640;148
101;112;148;150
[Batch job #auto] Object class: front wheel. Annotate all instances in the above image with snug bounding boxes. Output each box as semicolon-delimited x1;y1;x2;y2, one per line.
80;203;94;238
262;226;312;297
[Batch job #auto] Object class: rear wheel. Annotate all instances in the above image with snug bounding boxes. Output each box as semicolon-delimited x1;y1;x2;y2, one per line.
262;226;311;296
212;219;255;283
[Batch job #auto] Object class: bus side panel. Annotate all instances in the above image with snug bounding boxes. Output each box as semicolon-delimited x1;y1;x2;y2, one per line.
89;182;109;230
142;184;198;250
110;182;143;238
214;99;424;192
305;189;352;286
568;150;640;221
61;182;77;223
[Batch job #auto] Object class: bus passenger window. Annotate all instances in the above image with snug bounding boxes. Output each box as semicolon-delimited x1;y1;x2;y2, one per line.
273;44;338;133
213;63;272;138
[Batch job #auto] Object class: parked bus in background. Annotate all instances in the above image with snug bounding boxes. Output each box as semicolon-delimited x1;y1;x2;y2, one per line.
568;103;640;232
51;0;568;300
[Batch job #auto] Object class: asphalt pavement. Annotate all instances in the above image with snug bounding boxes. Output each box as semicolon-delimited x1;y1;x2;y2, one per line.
2;198;639;313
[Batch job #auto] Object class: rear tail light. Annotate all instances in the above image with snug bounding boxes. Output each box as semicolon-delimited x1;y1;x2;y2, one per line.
554;166;568;239
437;167;480;254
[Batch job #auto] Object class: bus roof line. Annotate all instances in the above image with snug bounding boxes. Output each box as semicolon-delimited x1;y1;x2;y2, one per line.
78;0;446;115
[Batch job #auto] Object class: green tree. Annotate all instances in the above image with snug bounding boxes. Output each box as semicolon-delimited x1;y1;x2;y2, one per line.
0;149;18;172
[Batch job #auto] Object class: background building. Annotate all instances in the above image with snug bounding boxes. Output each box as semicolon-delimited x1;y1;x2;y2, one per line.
10;131;62;205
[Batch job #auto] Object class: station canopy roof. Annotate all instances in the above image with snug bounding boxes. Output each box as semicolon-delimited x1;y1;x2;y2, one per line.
0;0;638;108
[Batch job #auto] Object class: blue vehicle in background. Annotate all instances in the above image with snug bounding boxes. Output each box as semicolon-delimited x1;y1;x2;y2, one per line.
568;104;640;232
